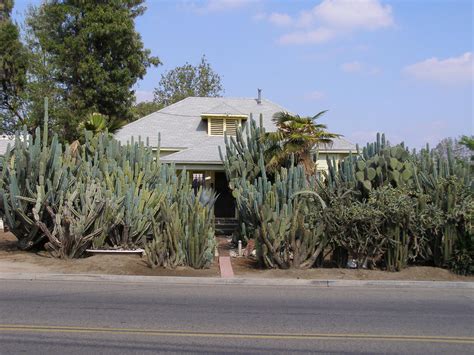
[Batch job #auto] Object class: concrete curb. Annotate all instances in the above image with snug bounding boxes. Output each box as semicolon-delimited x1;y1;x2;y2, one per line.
0;272;472;289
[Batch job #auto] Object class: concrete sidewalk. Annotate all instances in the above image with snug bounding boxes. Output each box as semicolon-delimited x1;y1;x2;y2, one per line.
0;272;472;289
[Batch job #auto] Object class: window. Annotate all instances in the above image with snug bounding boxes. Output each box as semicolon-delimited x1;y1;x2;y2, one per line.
209;119;224;136
225;119;238;136
208;118;241;136
192;173;205;194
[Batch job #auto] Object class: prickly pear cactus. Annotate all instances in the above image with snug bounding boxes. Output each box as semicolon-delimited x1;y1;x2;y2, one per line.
354;145;414;193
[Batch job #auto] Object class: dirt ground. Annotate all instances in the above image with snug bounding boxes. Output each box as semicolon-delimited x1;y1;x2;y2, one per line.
0;232;219;277
231;254;474;281
1;232;473;281
216;236;474;281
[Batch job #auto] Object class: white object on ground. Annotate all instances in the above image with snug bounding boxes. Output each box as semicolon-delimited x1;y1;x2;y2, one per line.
85;249;145;255
347;259;358;269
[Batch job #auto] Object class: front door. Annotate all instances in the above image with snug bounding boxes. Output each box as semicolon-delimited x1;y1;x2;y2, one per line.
214;172;235;218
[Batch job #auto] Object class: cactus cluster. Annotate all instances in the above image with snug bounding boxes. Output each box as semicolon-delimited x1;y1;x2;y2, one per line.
0;100;77;250
145;188;217;269
223;124;327;268
330;134;472;273
405;142;471;272
219;115;268;243
0;100;216;268
223;122;473;274
354;145;414;192
219;114;267;187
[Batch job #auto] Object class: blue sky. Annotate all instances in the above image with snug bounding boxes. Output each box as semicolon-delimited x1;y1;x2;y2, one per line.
12;0;473;148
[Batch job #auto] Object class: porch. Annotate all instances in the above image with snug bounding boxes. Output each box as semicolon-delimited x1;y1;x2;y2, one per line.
186;170;236;219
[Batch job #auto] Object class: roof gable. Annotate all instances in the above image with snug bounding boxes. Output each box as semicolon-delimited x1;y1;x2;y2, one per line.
115;96;357;163
202;102;247;116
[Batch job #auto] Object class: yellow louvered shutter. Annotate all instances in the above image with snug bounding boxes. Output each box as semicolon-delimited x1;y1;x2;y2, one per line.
225;119;238;136
209;118;224;136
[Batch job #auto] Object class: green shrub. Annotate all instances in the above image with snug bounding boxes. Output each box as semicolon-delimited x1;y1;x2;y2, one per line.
449;231;473;275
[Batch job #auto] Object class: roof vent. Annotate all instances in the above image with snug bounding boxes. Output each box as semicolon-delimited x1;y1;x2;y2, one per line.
257;88;262;104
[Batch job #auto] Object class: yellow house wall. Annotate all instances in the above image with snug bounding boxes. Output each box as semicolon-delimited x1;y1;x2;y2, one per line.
316;153;350;172
159;150;180;157
186;170;216;189
170;152;354;178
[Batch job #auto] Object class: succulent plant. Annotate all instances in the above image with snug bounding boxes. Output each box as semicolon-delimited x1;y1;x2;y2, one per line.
0;99;217;268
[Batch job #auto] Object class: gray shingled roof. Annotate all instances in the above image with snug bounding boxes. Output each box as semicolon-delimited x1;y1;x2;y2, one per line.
203;102;246;116
115;96;356;164
317;137;358;152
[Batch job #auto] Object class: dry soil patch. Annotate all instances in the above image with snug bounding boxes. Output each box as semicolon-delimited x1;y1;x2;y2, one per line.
2;232;473;281
231;253;474;282
0;232;219;277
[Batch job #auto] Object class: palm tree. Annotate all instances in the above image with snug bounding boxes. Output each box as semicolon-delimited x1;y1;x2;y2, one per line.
79;112;126;137
263;111;340;175
459;135;474;151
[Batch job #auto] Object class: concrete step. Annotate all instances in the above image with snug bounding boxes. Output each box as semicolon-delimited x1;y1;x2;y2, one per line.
215;218;238;236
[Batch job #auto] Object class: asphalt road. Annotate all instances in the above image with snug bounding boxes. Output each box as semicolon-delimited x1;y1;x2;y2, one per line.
0;279;473;354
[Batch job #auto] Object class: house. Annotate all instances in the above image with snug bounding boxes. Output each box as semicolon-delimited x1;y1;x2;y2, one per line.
115;92;356;217
0;135;14;156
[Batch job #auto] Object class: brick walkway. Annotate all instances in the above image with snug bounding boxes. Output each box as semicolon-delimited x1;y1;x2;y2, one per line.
216;236;234;278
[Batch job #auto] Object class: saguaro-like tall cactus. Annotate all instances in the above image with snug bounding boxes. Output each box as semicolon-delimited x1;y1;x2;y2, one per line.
34;182;106;259
0;99;78;250
145;187;217;269
219;115;267;185
0;99;218;266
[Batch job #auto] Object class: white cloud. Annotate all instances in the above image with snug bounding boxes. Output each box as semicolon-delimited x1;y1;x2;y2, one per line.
368;66;381;75
403;52;473;85
253;12;266;21
263;0;394;45
188;0;257;14
254;12;293;26
301;0;394;30
268;12;293;26
279;28;335;45
341;61;362;73
341;61;381;75
304;90;326;100
135;90;154;103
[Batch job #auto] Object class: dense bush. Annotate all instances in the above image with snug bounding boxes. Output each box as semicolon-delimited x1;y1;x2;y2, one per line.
223;121;473;274
0;109;216;268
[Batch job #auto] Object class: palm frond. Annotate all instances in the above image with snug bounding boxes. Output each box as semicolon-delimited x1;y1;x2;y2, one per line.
311;110;328;121
264;110;341;175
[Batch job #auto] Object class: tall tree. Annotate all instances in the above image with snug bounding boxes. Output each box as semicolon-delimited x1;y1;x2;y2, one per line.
263;111;340;175
0;0;29;133
154;55;223;107
458;135;474;174
434;136;471;161
459;135;474;152
25;0;160;141
131;101;162;121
